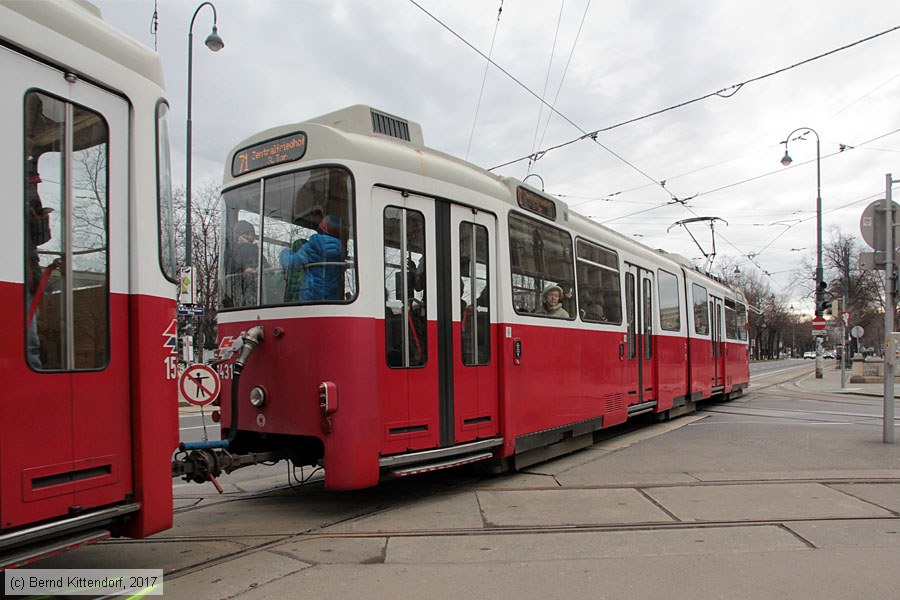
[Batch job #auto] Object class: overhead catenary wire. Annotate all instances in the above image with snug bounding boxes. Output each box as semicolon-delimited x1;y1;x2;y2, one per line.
409;1;899;288
590;125;900;280
591;125;900;226
490;23;900;172
536;0;592;154
465;0;504;160
408;0;681;203
831;71;900;117
529;0;565;166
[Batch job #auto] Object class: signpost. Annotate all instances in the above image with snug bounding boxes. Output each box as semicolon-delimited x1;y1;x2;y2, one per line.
859;176;899;444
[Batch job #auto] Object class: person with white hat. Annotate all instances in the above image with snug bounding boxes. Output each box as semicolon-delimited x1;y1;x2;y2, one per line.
534;284;569;318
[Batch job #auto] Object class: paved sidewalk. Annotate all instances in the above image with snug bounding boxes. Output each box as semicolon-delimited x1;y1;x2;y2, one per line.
794;359;892;398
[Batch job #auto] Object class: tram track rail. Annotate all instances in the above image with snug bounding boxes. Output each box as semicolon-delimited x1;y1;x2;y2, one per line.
137;362;890;582
157;455;900;570
147;471;900;583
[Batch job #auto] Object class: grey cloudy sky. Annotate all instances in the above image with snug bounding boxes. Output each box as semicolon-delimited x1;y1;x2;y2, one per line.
95;0;900;311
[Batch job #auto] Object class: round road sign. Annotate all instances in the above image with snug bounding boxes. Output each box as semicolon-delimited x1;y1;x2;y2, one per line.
860;199;900;251
851;325;865;339
179;364;221;406
812;316;827;331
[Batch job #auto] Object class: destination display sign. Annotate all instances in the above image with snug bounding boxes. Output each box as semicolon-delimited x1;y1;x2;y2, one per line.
517;187;557;221
232;132;307;177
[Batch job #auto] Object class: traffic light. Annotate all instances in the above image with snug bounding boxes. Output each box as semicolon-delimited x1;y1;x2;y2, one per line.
829;298;840;317
815;280;829;316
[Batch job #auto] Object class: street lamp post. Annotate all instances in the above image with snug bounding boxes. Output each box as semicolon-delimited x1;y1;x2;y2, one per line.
780;127;824;379
790;304;796;358
185;2;224;268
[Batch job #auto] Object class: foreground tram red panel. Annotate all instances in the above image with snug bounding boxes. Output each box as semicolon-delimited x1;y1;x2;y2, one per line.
178;104;749;492
1;1;178;568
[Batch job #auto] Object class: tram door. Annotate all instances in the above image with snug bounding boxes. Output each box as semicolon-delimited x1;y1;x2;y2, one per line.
380;188;498;455
2;47;131;528
624;265;656;404
448;204;498;444
712;296;725;388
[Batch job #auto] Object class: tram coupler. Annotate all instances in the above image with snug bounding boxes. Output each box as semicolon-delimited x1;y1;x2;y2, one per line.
171;448;293;487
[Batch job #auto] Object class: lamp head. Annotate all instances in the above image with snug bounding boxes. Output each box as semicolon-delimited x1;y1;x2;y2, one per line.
205;25;224;51
780;150;792;166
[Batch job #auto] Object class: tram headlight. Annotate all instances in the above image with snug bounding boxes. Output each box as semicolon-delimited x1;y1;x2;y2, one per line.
249;386;267;409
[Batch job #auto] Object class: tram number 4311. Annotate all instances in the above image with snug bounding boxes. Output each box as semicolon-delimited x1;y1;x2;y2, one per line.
217;362;233;380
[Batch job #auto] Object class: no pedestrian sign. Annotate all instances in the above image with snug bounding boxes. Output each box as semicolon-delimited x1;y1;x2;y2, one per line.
179;364;221;406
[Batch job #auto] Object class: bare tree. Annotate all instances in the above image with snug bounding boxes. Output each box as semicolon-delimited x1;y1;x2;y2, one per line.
715;263;777;359
820;227;887;354
173;180;222;355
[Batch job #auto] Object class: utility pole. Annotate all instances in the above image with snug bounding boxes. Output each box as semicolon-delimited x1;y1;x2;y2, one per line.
884;174;896;443
840;245;849;388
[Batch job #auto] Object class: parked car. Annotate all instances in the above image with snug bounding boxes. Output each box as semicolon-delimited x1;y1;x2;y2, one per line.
803;351;816;359
824;350;835;359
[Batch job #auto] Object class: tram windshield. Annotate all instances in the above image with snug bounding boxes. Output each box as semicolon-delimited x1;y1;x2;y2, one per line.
219;167;356;309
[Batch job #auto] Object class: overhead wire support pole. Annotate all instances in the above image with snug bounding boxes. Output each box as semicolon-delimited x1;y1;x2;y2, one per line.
841;245;849;390
885;173;897;443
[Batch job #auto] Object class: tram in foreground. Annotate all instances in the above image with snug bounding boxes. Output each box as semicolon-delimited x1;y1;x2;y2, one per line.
1;1;178;568
182;104;749;491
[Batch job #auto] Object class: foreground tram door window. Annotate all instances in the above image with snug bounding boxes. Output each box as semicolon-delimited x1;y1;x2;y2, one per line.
24;91;110;370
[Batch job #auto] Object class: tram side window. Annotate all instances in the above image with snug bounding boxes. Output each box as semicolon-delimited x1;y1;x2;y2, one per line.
24;91;110;371
460;222;490;366
724;298;738;340
156;101;177;283
575;240;622;324
509;213;574;319
625;273;636;359
384;206;427;368
643;278;653;359
692;283;709;336
658;269;681;331
736;301;748;341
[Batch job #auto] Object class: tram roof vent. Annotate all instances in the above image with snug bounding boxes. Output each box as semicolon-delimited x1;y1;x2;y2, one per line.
307;105;424;145
371;109;410;141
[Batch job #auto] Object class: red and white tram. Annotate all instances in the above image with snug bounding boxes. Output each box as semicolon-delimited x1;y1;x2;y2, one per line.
1;1;177;567
197;104;748;491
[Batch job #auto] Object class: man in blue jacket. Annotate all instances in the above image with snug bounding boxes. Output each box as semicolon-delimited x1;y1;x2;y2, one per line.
280;215;344;301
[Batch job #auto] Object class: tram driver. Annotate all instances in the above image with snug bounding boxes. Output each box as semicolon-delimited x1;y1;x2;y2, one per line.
223;220;267;307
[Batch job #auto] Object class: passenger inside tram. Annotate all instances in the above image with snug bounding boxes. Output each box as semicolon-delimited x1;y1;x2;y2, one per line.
534;284;569;318
279;214;344;301
580;288;606;321
24;154;50;369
